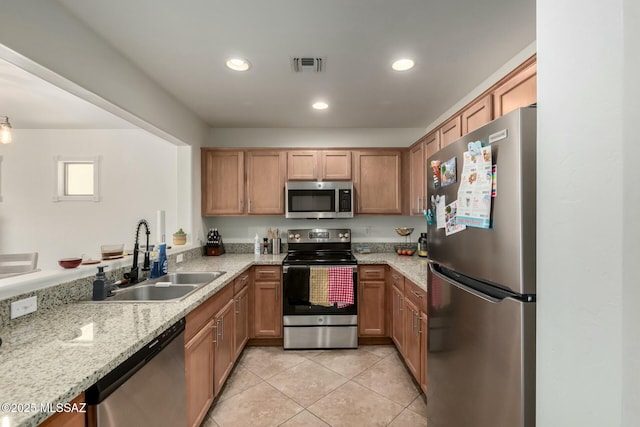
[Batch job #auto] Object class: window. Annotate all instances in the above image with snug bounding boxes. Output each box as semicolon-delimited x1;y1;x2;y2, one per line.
53;156;101;202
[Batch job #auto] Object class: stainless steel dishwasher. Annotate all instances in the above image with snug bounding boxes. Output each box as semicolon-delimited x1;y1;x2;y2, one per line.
85;318;186;427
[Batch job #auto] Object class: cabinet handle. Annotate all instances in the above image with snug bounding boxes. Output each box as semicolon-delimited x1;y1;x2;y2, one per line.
214;320;221;348
399;296;403;311
239;199;243;212
236;298;240;315
221;316;224;341
248;199;252;213
411;290;423;299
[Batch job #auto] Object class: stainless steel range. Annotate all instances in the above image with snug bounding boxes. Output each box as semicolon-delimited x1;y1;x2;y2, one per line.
282;228;358;349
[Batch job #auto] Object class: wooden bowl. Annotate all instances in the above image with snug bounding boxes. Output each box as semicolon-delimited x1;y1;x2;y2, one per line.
58;258;82;269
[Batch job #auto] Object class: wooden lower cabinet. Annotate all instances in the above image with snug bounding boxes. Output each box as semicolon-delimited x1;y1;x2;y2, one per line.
419;312;428;394
358;279;386;336
39;394;85;427
358;265;386;337
403;297;421;379
184;278;249;427
252;266;282;338
388;272;428;392
185;319;215;427
234;285;249;358
391;285;405;353
213;299;235;395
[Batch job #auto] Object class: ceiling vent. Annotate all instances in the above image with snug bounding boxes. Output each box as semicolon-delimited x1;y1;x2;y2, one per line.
291;56;325;72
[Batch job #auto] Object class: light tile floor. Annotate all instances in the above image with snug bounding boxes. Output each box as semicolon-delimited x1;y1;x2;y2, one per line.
202;345;428;427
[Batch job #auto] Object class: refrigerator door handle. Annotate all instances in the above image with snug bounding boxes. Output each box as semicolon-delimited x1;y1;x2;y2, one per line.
429;262;502;303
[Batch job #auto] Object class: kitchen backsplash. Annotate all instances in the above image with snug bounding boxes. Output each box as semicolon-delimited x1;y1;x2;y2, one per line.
202;215;427;244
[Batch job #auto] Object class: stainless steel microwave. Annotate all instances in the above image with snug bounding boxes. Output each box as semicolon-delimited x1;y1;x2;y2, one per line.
285;181;354;219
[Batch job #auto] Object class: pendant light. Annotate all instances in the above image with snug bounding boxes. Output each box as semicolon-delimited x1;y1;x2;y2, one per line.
0;116;12;144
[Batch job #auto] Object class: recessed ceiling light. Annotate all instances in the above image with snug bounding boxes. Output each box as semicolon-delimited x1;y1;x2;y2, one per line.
392;58;415;71
312;101;329;110
226;58;251;71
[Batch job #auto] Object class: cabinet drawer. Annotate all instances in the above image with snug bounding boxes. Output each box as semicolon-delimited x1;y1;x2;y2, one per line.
234;269;250;293
254;266;281;282
186;284;233;341
405;279;427;313
359;265;385;280
389;269;405;293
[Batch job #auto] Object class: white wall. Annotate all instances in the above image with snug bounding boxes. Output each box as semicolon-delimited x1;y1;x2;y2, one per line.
0;1;209;147
537;0;636;425
209;128;426;148
0;129;179;269
622;0;640;425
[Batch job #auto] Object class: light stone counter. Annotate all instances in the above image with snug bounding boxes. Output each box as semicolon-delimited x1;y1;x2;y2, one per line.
0;254;282;427
0;252;428;427
355;253;430;291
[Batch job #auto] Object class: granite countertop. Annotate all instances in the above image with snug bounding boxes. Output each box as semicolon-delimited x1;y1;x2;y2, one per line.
0;254;282;427
354;253;430;291
0;253;428;427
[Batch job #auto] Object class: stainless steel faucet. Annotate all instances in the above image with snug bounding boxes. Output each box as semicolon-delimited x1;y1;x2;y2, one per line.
124;219;151;284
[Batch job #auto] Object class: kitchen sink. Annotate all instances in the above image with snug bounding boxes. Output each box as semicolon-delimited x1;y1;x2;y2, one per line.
109;284;200;301
151;272;225;285
89;271;226;302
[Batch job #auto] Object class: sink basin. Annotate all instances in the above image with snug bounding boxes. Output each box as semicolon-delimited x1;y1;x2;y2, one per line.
151;271;225;285
88;271;226;302
109;284;200;301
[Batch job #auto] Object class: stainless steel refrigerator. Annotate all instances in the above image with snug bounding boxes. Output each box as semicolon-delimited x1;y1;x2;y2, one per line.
426;107;536;427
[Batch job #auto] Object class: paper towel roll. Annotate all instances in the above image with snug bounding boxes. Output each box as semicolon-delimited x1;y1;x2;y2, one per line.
156;210;165;243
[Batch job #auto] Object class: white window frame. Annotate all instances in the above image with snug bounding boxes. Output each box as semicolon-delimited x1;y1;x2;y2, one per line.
52;155;102;202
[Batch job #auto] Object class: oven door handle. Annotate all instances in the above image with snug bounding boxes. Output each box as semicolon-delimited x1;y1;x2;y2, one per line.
283;265;357;273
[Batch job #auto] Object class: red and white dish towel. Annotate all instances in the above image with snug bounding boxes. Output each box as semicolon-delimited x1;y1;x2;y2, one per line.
328;267;354;308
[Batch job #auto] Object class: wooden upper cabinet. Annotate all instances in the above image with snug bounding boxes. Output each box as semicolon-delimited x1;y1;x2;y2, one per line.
201;150;244;216
409;142;425;215
321;150;351;180
493;62;537;118
287;150;351;181
246;151;286;214
439;115;462;148
354;150;402;214
287;151;318;180
424;131;440;160
462;94;493;135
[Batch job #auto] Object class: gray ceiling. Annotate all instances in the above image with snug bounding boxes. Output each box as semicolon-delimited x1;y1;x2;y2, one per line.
1;1;536;130
55;0;536;129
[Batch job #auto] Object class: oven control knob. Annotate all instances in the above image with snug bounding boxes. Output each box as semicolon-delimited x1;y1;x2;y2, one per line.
338;233;344;238
288;233;294;239
343;232;350;239
294;234;300;240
